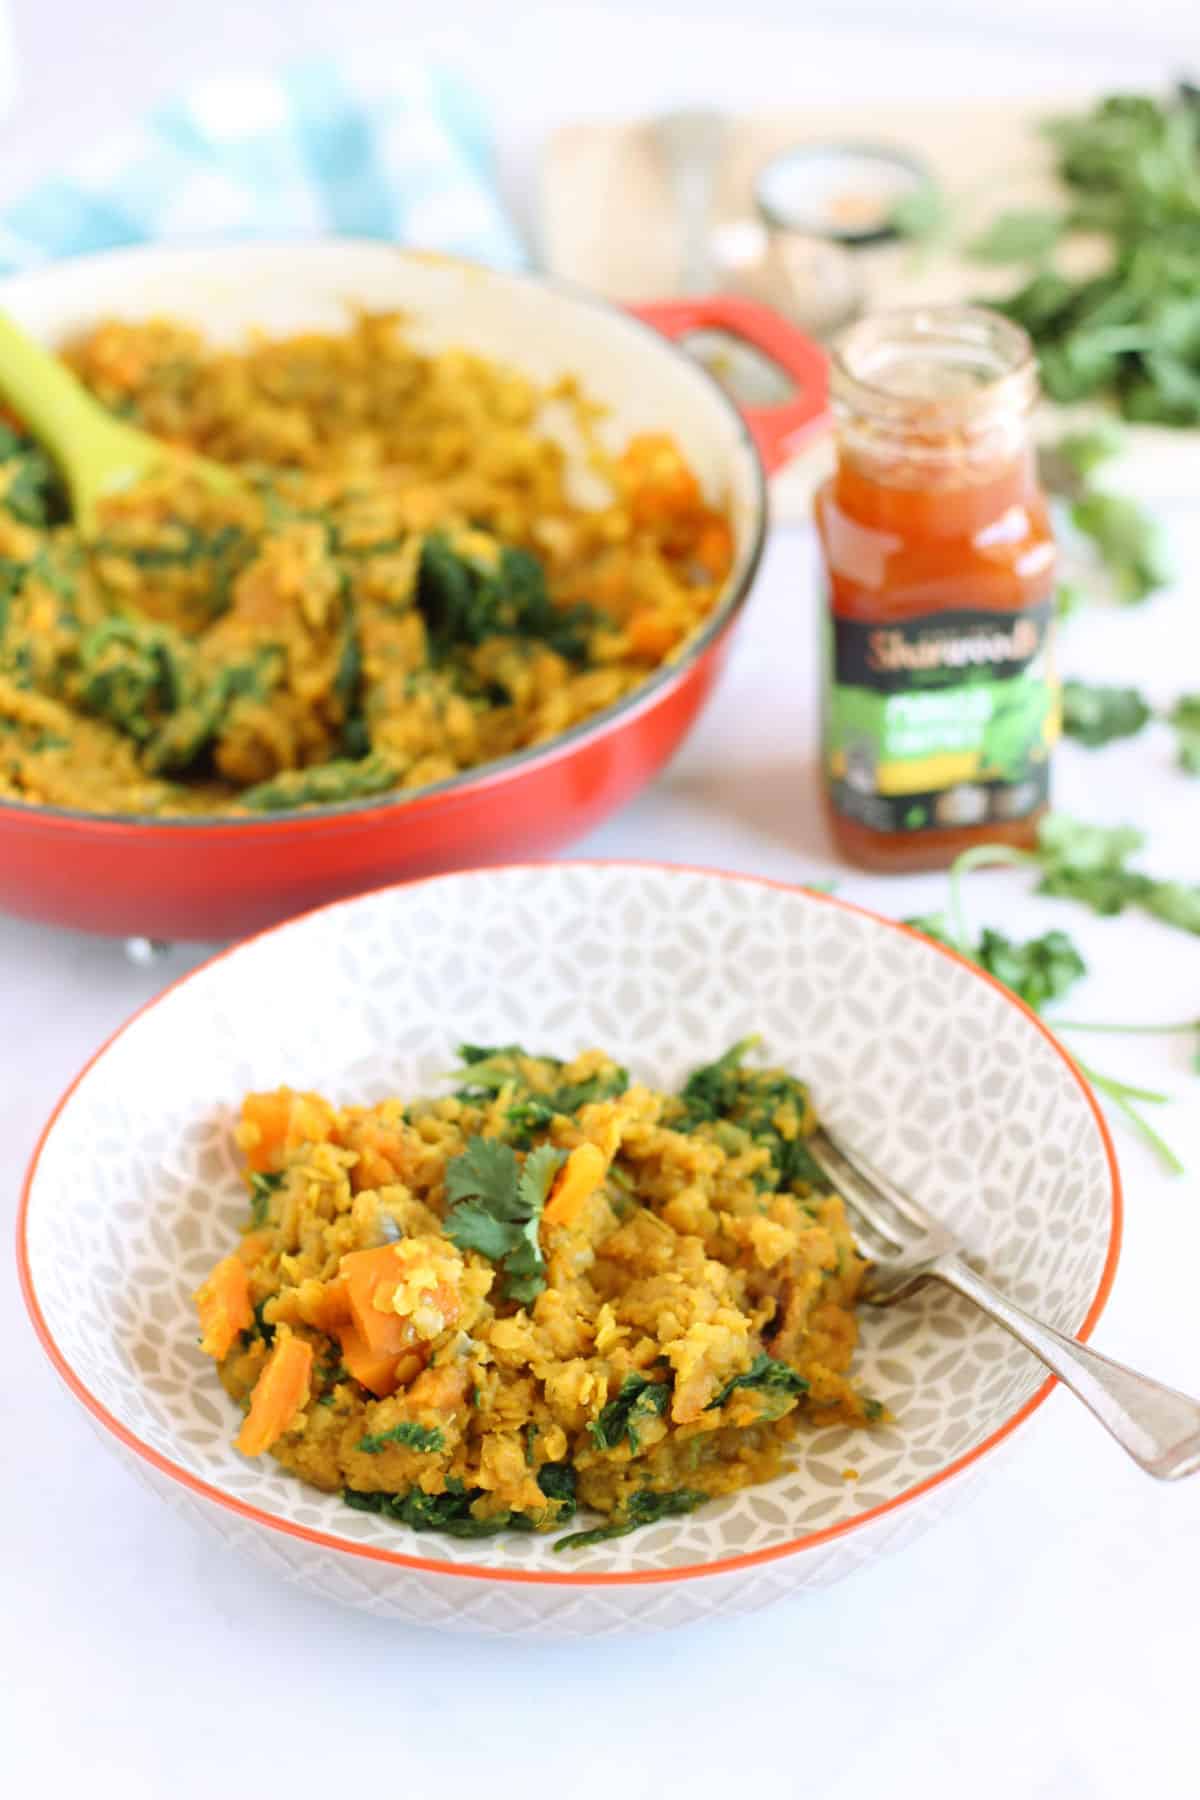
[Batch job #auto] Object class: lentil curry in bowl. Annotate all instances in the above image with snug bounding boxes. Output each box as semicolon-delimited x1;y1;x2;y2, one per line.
20;865;1119;1632
195;1041;879;1550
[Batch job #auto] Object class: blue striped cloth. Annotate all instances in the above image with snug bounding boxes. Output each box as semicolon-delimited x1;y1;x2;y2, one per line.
0;58;523;275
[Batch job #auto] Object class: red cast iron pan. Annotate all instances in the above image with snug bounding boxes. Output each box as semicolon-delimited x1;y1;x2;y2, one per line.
0;247;828;939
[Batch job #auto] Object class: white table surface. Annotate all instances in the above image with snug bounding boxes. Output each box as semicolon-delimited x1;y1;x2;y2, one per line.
5;516;1200;1798
4;9;1200;1796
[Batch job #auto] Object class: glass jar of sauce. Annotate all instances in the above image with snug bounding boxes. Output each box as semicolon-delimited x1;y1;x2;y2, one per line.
816;305;1057;873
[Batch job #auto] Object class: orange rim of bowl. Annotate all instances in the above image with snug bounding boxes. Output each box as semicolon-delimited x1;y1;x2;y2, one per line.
16;862;1123;1589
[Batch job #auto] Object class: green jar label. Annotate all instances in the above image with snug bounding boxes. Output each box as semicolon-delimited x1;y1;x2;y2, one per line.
824;602;1057;834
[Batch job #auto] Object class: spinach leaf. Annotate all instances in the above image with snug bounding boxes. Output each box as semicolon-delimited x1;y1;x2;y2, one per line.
451;1044;629;1142
554;1487;707;1551
333;583;368;757
248;1168;284;1229
240;1298;276;1349
675;1040;832;1195
535;1462;577;1518
344;1461;575;1536
588;1373;672;1453
92;522;251;616
0;423;68;527
344;1480;510;1536
239;751;397;812
506;1068;629;1141
77;617;189;744
707;1352;809;1411
418;536;606;665
676;1036;760;1126
357;1421;445;1454
143;649;281;775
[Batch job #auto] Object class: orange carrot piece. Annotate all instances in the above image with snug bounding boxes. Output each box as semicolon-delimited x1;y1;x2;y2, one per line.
340;1115;410;1190
543;1142;608;1231
235;1332;314;1456
238;1087;336;1173
693;513;734;581
626;611;680;660
406;1361;470;1413
620;433;703;526
336;1321;416;1398
193;1254;253;1360
339;1245;417;1355
310;1276;351;1333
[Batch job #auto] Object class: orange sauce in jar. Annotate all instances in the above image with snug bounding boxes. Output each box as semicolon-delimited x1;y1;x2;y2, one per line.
815;306;1057;872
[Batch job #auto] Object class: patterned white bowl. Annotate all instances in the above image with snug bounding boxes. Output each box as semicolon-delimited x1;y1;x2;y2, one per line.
19;865;1120;1637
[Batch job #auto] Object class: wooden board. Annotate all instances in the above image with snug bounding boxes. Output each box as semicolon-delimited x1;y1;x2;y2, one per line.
540;98;1193;519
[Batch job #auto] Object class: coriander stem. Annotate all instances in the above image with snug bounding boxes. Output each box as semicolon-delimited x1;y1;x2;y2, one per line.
947;845;1040;954
1076;1067;1169;1105
1074;1057;1185;1176
1052;1019;1198;1036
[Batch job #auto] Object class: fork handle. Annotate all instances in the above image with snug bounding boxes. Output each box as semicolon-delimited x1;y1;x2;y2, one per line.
936;1255;1200;1480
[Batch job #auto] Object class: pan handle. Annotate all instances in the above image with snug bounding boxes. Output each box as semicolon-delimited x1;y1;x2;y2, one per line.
628;295;829;475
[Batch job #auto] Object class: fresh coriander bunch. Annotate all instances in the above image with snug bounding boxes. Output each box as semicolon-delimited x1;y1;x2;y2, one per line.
994;90;1200;426
904;812;1200;1172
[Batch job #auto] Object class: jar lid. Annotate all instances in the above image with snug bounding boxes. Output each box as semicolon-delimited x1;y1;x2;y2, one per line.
754;142;932;246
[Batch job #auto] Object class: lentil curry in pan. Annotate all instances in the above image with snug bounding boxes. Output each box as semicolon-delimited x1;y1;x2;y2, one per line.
0;313;734;816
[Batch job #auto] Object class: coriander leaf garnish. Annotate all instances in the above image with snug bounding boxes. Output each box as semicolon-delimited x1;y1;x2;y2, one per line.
913;818;1197;1172
442;1135;564;1304
1033;814;1153;916
1169;695;1200;775
967;208;1063;265
1040;425;1170;612
1061;680;1152;748
907;914;1087;1013
1029;815;1200;936
1069;492;1172;604
1043;422;1125;486
1143;882;1200;935
887;182;952;245
993;93;1200;427
357;1421;445;1454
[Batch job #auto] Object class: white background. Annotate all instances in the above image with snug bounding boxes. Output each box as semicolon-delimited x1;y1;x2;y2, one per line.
3;6;1200;1798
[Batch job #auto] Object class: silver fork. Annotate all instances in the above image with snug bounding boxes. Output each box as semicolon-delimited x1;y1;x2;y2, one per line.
807;1124;1200;1480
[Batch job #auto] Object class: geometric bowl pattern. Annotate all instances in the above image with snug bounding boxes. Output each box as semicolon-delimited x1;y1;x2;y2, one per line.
19;864;1120;1636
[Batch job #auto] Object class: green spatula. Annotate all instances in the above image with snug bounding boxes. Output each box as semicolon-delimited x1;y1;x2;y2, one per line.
0;310;242;532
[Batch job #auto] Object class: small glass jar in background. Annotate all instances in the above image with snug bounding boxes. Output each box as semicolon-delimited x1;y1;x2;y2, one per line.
815;304;1058;874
